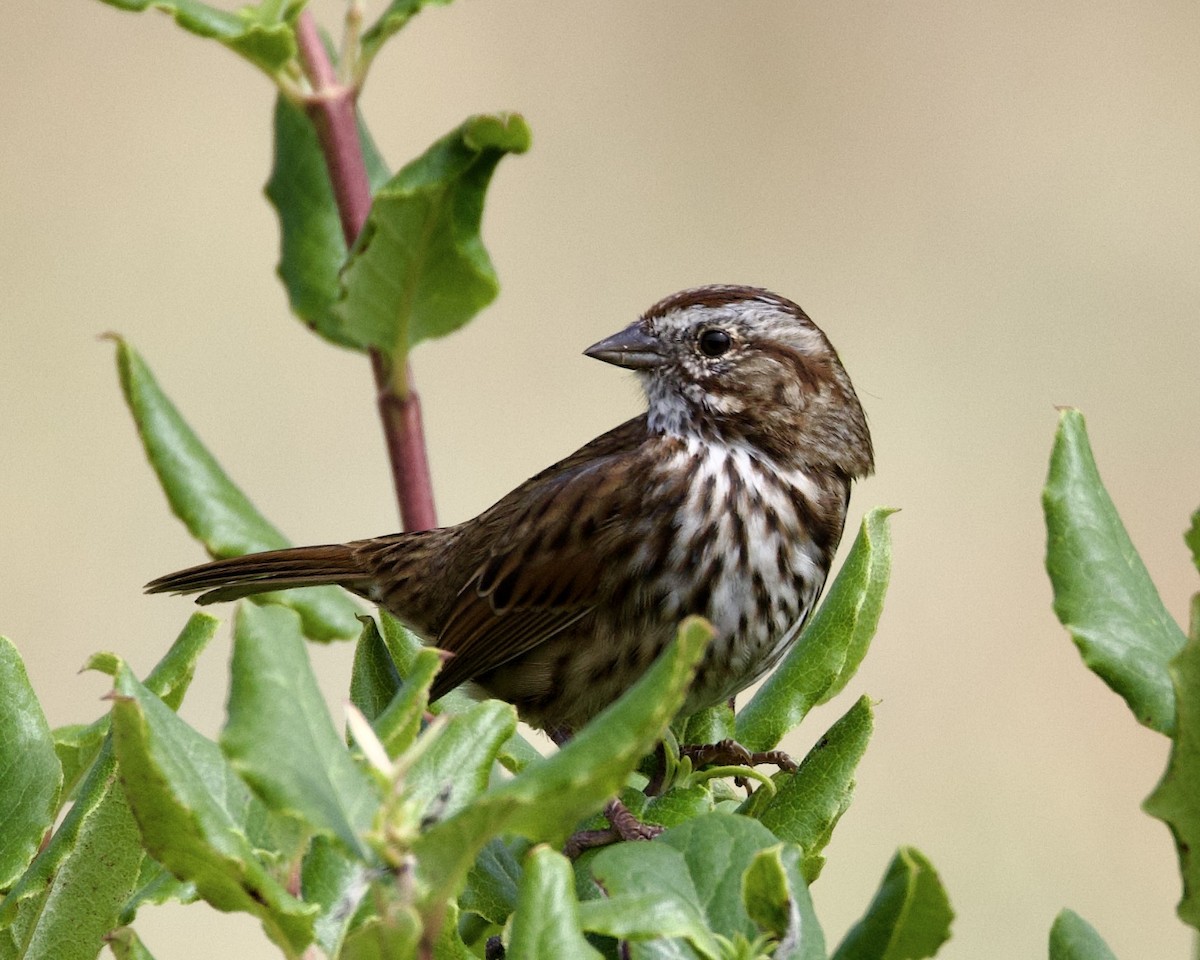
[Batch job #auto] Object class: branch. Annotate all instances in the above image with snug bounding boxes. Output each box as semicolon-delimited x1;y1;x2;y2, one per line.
293;10;438;532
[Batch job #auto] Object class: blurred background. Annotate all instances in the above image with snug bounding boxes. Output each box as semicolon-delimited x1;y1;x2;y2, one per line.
3;0;1198;956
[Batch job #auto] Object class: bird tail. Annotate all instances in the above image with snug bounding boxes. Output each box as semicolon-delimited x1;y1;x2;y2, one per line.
144;544;371;605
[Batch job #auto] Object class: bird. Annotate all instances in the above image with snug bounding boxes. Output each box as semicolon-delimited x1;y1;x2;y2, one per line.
146;285;874;740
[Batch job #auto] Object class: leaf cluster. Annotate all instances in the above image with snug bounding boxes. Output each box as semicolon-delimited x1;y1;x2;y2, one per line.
0;340;930;958
9;0;1197;957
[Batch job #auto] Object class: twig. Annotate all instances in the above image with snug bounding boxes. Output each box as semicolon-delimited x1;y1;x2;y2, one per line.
293;10;438;532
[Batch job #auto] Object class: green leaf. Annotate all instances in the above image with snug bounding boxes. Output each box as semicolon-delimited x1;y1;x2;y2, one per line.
831;847;953;960
119;857;198;923
583;841;720;958
376;610;541;772
334;114;531;386
350;616;405;722
56;612;217;802
742;844;825;960
1143;593;1200;930
96;0;301;76
1187;509;1200;573
432;900;474;960
738;508;895;752
1048;909;1118;960
105;926;158;960
673;702;734;748
266;95;390;348
141;611;221;710
373;646;441;759
339;886;421;960
115;339;360;642
52;721;105;803
641;784;716;830
1043;408;1187;735
108;661;316;956
406;700;516;821
221;603;378;858
657;814;783;944
359;0;453;69
758;696;874;881
302;835;370;958
507;846;604;959
459;838;525;926
0;638;62;891
411;618;712;930
0;738;144;960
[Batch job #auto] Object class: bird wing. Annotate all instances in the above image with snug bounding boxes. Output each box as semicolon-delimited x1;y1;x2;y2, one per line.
429;418;651;699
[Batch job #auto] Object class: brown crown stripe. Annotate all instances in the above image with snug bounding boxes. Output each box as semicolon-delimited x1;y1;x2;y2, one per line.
642;285;811;322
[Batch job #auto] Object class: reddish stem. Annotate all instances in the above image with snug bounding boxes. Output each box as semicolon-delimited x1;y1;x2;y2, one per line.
293;11;438;532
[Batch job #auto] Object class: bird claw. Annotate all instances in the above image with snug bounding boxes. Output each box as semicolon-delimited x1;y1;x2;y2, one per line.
679;737;797;773
563;798;662;859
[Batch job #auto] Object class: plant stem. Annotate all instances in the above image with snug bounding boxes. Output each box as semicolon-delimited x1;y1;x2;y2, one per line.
293;10;438;532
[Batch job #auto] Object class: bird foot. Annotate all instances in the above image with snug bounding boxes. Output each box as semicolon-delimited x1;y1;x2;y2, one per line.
563;798;662;859
679;737;797;773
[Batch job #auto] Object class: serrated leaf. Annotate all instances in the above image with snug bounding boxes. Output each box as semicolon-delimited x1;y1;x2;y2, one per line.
0;638;62;891
116;339;360;642
1048;909;1118;960
108;662;315;956
359;0;452;69
758;696;874;882
410;618;711;935
507;846;604;959
105;926;158;960
221;603;378;858
738;508;894;752
334;114;531;386
266;95;391;347
1143;593;1200;930
831;847;953;960
0;738;144;960
96;0;301;76
1043;408;1187;735
459;837;525;926
742;844;825;960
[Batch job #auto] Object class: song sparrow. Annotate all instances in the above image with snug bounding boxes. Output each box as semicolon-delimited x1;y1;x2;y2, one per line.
146;285;874;736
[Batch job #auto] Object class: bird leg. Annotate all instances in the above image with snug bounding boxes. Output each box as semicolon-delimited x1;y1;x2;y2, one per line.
679;738;797;773
563;798;662;859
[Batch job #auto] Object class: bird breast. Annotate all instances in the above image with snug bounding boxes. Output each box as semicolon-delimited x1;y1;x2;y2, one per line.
640;436;834;705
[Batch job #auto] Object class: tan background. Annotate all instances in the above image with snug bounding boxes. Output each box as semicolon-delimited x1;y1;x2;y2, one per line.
3;1;1199;957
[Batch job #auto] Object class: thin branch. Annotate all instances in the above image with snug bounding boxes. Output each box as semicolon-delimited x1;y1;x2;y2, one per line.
293;10;438;532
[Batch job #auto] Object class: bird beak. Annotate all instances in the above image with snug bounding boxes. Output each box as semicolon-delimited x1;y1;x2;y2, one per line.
584;323;666;370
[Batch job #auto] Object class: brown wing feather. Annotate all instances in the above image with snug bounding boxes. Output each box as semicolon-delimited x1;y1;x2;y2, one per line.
428;417;650;698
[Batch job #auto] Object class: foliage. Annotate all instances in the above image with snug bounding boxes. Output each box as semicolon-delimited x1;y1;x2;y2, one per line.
1044;408;1200;947
4;1;1195;958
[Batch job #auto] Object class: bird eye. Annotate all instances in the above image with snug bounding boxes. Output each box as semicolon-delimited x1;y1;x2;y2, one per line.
697;328;732;358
